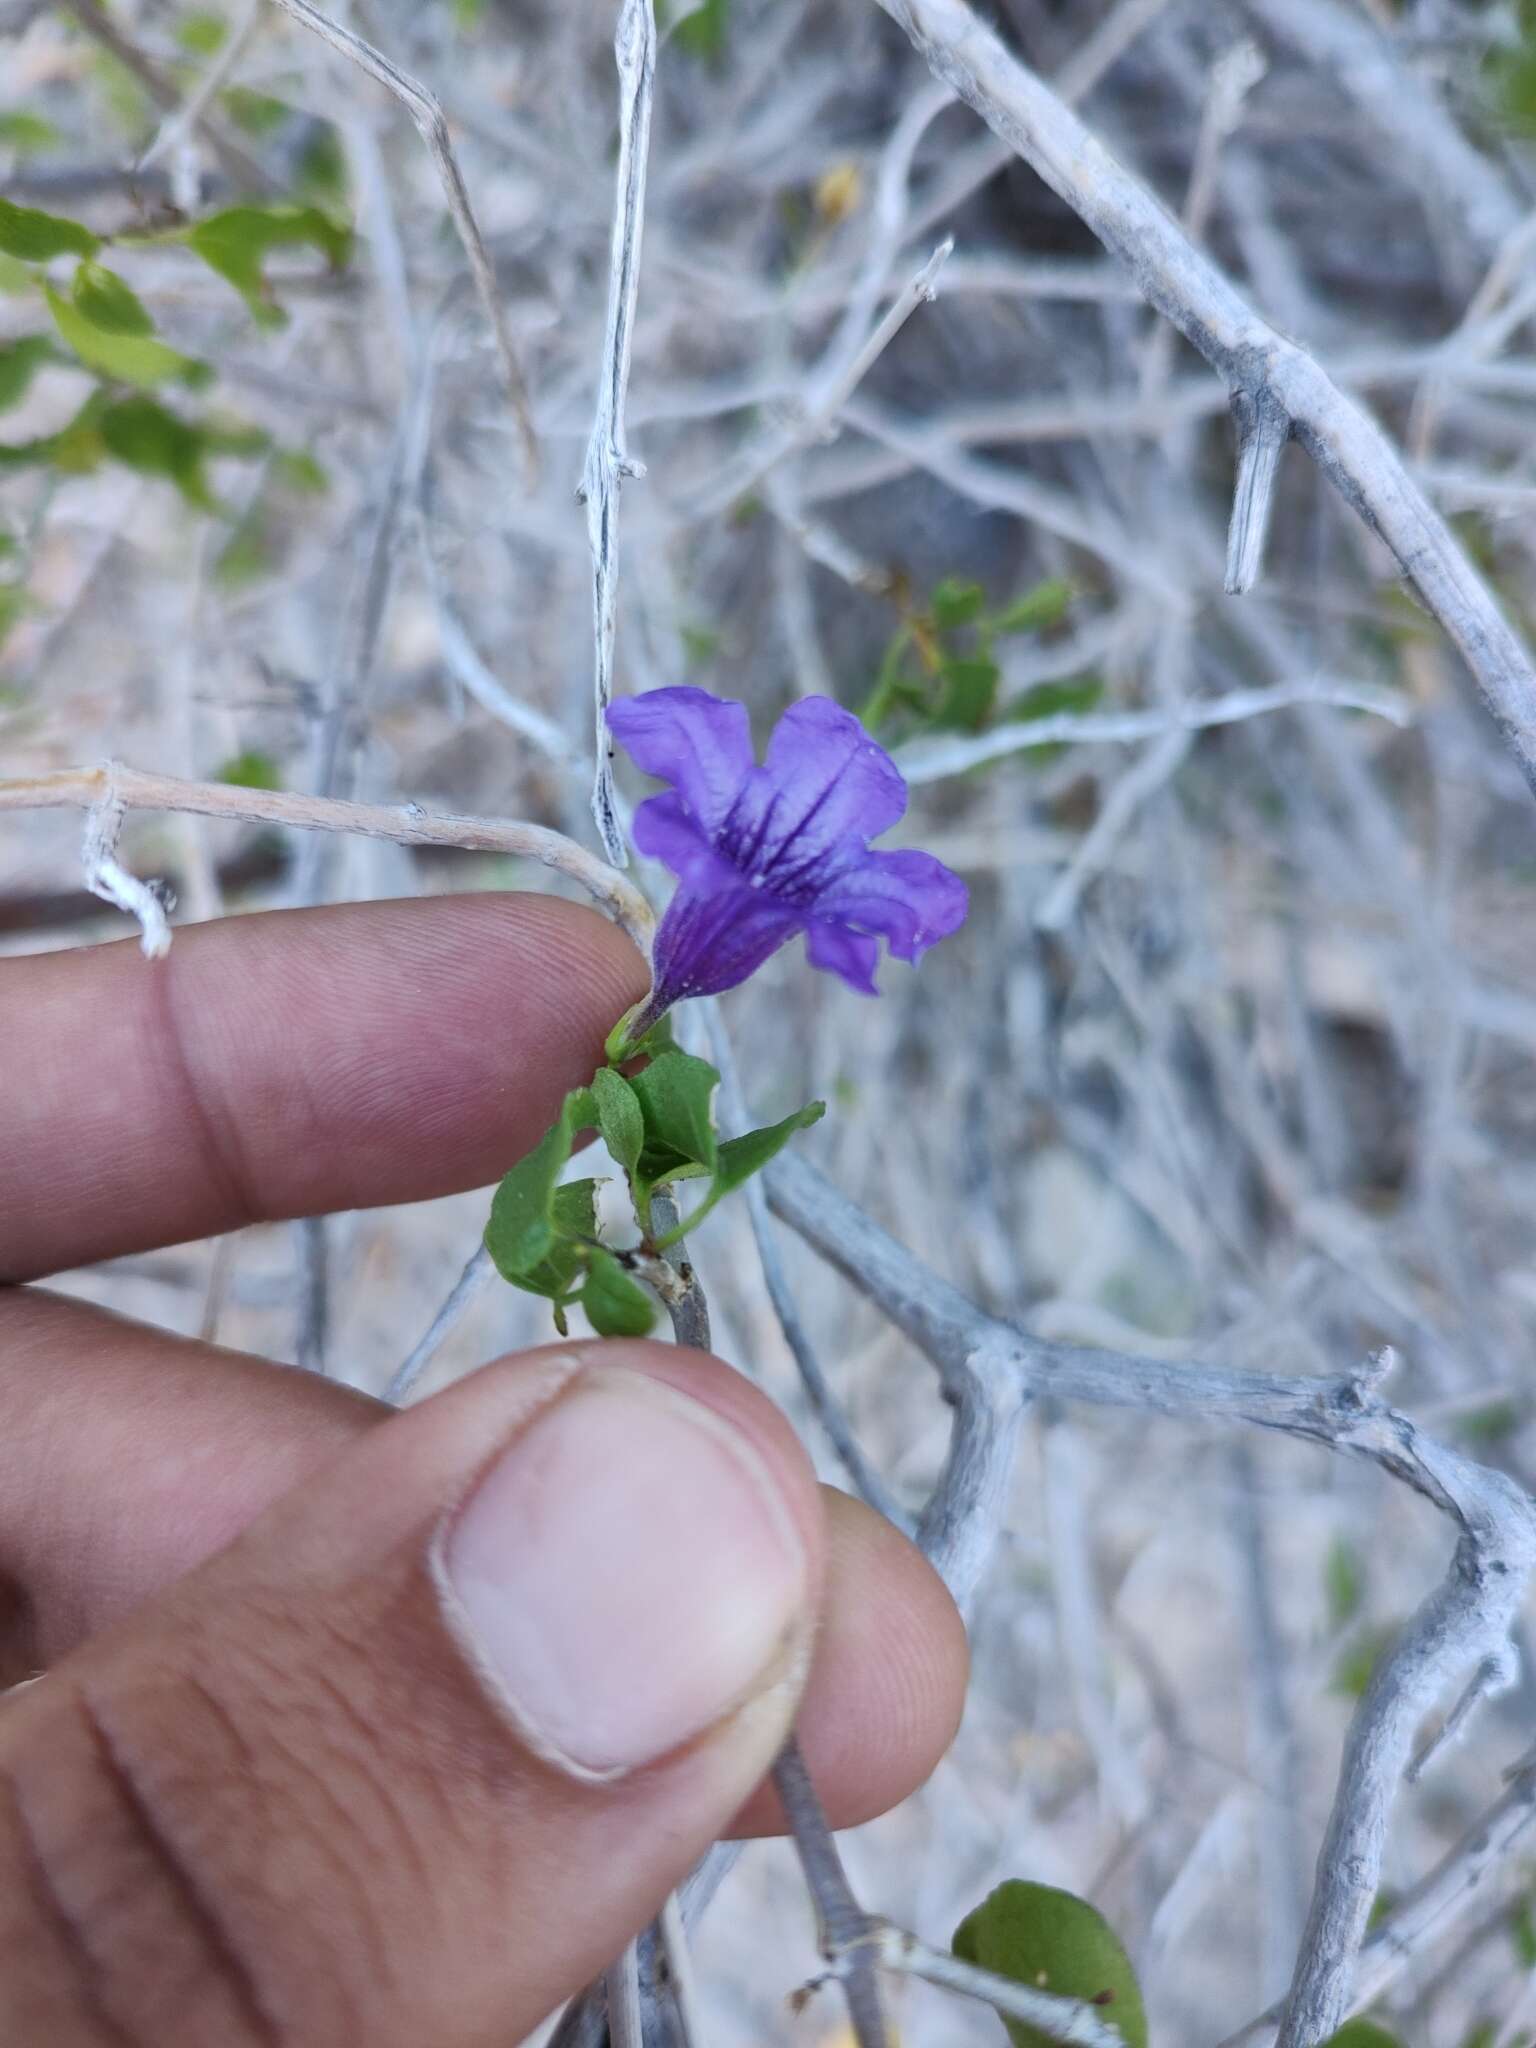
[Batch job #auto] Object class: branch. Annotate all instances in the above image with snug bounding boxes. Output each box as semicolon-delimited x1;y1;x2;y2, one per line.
0;766;656;960
764;1155;1536;2037
264;0;537;471
580;0;658;868
871;0;1536;796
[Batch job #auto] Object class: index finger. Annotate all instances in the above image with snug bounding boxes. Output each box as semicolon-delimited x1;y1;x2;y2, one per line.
0;893;647;1282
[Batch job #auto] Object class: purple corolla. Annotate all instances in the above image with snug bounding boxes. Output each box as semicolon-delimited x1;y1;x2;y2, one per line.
608;686;967;1024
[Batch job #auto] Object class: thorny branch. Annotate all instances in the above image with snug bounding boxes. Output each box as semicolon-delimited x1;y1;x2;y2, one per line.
762;1154;1536;2042
872;0;1536;797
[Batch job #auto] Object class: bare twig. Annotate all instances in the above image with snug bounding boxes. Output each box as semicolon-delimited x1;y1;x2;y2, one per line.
872;0;1536;796
605;1945;643;2048
384;1243;493;1406
580;0;658;868
0;766;656;959
873;1924;1126;2047
263;0;537;470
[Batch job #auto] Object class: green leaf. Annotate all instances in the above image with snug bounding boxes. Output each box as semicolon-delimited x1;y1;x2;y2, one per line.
581;1250;656;1338
213;749;281;791
176;9;227;53
220;86;291;136
930;576;986;629
72;259;154;337
936;653;1000;732
667;0;729;59
99;395;215;508
591;1066;646;1180
1320;2023;1403;2048
484;1095;585;1279
1324;1538;1364;1631
953;1882;1147;2048
274;447;329;494
990;577;1074;636
0;390;107;477
185;204;351;326
0;336;57;412
0;196;98;262
0;253;33;294
0;112;62;156
1511;1895;1536;1970
46;285;208;388
1005;675;1104;724
714;1101;825;1197
631;1050;720;1181
1331;1623;1398;1700
518;1180;600;1303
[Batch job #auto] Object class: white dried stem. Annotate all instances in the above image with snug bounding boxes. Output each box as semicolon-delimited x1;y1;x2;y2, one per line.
898;669;1407;787
136;0;263;176
872;1925;1126;2047
384;1242;493;1406
580;0;658;868
0;767;655;959
80;780;172;961
1225;385;1291;595
264;0;537;470
872;0;1536;795
605;1944;643;2048
657;1894;706;2048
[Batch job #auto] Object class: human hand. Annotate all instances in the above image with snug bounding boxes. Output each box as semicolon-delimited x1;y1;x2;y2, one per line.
0;892;967;2046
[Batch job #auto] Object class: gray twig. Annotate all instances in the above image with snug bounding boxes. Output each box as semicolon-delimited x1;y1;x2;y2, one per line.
580;0;658;867
384;1243;493;1406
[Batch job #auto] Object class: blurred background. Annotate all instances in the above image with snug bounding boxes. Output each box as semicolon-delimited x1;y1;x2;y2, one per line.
3;0;1536;2040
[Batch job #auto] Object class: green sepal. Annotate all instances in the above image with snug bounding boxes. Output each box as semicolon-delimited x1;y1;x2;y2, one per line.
604;1002;675;1066
581;1249;656;1338
953;1881;1147;2048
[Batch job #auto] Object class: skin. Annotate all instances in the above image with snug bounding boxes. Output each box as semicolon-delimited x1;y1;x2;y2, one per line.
0;893;968;2046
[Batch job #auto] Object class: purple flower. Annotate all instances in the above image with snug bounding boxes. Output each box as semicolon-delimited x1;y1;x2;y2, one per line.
607;686;967;1017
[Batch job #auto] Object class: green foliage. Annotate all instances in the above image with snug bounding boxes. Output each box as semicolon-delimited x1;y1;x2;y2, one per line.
1510;1894;1536;1969
1488;2;1536;135
213;750;281;790
71;259;154;337
1331;1623;1398;1699
861;573;1078;747
99;394;216;506
664;0;730;59
1320;2023;1402;2048
953;1880;1147;2048
184;204;351;326
0;112;62;156
1324;1537;1365;1630
1457;1399;1522;1446
176;10;228;54
46;283;209;388
0;336;57;411
485;1038;822;1332
0;196;98;262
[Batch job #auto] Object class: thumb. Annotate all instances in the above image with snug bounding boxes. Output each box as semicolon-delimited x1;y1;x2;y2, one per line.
0;1343;820;2048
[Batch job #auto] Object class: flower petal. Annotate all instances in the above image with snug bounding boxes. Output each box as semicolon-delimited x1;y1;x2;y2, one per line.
804;919;881;994
724;698;907;890
649;882;804;1007
608;687;754;834
631;791;738;891
812;847;969;960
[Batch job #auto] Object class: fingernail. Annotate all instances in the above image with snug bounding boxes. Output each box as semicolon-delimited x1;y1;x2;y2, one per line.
437;1367;809;1778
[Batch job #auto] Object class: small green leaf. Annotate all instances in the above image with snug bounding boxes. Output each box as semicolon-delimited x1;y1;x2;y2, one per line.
214;749;281;790
0;196;98;262
72;260;155;337
1321;2023;1403;2048
0;336;57;413
667;0;729;59
631;1050;720;1181
177;11;228;54
930;576;986;629
274;447;329;494
518;1180;600;1303
46;285;208;389
0;252;33;293
0;112;61;156
485;1096;585;1279
1331;1623;1398;1699
714;1101;825;1197
99;395;214;507
220;86;291;135
953;1881;1147;2048
990;577;1074;636
581;1250;656;1338
936;653;1000;732
1325;1538;1364;1631
591;1066;646;1180
185;203;351;326
1005;675;1104;724
1511;1895;1536;1970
